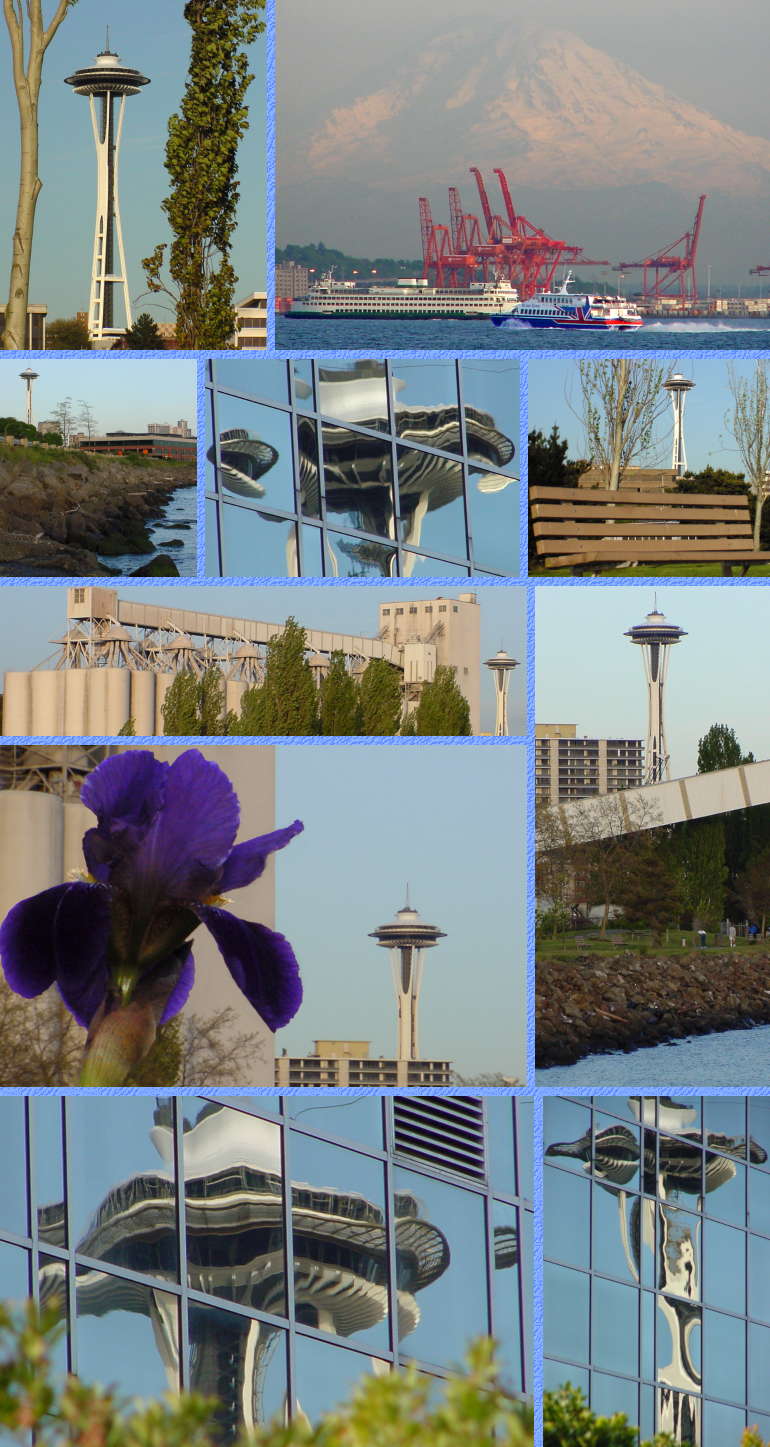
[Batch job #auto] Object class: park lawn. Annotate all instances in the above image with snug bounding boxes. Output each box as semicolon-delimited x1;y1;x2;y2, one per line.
537;932;763;958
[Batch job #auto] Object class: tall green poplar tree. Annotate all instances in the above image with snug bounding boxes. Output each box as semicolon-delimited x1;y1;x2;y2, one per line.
359;659;403;736
319;650;361;735
413;665;471;736
142;0;264;349
2;1;78;351
238;618;318;735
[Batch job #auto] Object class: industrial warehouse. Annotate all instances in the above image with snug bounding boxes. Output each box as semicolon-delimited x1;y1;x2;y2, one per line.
0;586;523;738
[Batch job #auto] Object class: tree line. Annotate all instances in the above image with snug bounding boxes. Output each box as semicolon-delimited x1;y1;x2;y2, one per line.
537;723;770;939
158;618;472;737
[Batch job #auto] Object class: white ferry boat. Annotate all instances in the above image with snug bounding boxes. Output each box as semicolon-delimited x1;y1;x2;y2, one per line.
286;270;519;320
491;272;643;331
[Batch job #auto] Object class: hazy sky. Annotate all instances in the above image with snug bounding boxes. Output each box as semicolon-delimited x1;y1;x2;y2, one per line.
0;358;196;433
527;356;764;476
536;584;770;779
0;2;265;323
276;743;526;1080
277;1;770;280
0;583;526;736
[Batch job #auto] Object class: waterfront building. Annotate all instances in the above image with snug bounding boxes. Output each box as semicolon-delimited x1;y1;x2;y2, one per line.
1;587;484;737
544;1095;770;1445
0;304;47;350
75;432;197;460
275;261;311;301
0;1092;532;1433
535;724;644;804
233;292;268;349
148;420;193;438
205;358;519;577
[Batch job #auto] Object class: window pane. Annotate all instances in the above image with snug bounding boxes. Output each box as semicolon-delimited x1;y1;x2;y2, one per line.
591;1277;639;1377
292;361;315;413
300;523;324;576
221;507;299;577
486;1099;516;1198
286;1096;383;1150
323;426;395;536
67;1098;178;1282
704;1097;747;1145
324;531;396;578
704;1218;745;1315
34;1098;65;1247
0;1100;26;1237
516;1100;533;1199
750;1232;770;1323
396;445;466;559
702;1399;746;1442
392;362;460;451
493;1201;522;1392
188;1304;287;1434
658;1205;700;1300
401;553;470;577
296;418;321;517
750;1322;770;1407
544;1099;592;1172
395;1166;487;1368
0;1241;29;1302
705;1157;745;1227
544;1261;589;1366
215;358;289;404
317;361;389;430
591;1182;641;1284
750;1167;770;1238
544;1165;589;1269
293;1335;387;1424
76;1269;179;1399
215;396;294;511
461;361;518;478
38;1255;68;1383
291;1135;388;1351
703;1308;744;1404
590;1370;639;1427
469;473;519;574
183;1100;286;1317
205;497;220;576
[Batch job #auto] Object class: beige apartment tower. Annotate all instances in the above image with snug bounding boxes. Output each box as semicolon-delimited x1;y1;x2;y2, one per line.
536;724;644;805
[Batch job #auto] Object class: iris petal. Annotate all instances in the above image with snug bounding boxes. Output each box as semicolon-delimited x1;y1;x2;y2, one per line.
160;947;195;1023
53;883;112;1027
81;750;167;883
115;750;241;903
218;820;304;891
197;904;303;1031
0;882;73;998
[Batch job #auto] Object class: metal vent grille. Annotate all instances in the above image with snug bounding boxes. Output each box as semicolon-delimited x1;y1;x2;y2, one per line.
393;1096;486;1181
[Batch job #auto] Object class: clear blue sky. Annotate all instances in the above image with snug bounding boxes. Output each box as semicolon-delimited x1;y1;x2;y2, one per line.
527;357;765;476
0;358;196;432
0;584;526;735
537;584;770;779
276;744;527;1080
0;2;265;322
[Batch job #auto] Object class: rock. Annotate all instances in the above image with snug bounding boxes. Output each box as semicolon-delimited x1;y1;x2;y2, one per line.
129;555;181;577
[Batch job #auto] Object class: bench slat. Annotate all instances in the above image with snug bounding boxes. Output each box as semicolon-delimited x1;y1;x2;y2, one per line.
529;485;750;507
533;521;751;539
544;548;770;568
531;503;749;523
537;537;756;555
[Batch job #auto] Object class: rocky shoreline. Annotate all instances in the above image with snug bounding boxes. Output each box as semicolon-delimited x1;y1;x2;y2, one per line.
537;951;770;1066
0;448;196;576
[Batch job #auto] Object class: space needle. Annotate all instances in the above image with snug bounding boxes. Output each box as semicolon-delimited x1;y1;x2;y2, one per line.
484;649;519;736
662;372;695;478
370;892;446;1061
624;603;687;783
65;33;150;344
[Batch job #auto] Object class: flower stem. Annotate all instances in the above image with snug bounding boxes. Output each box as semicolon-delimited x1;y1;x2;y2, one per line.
79;1003;157;1086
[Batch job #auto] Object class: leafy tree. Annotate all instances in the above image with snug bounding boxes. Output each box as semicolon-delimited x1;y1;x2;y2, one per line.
574;360;669;490
736;845;770;936
318;650;360;734
528;425;588;490
697;723;752;774
50;397;74;447
124;311;165;349
544;1384;673;1447
677;465;748;497
613;834;683;941
726;361;770;548
237;618;317;734
413;665;471;735
142;0;265;350
358;657;402;736
117;717;136;737
161;668;231;736
668;818;727;929
697;723;760;900
276;241;423;279
76;399;97;441
44;316;91;349
2;1;79;350
0;417;37;441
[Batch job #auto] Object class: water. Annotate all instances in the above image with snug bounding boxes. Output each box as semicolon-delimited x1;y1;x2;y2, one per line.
98;485;197;577
536;1023;770;1087
276;316;770;353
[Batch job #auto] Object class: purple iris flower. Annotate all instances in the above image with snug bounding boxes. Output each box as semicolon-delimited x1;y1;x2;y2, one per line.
0;749;304;1033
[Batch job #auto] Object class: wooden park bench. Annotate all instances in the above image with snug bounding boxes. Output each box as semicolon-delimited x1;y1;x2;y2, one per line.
530;486;770;573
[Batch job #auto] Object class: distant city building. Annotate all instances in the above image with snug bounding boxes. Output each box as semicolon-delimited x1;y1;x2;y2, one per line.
275;260;310;300
536;724;644;804
0;304;47;350
275;1043;452;1087
36;420;61;436
233;291;267;348
147;419;192;437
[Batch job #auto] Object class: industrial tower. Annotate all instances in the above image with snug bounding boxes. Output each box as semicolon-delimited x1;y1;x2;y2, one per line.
625;605;687;783
484;649;519;736
65;36;150;344
370;893;445;1061
662;373;695;477
19;368;38;427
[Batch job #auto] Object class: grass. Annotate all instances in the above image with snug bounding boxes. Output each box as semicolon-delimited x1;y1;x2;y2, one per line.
537;930;766;957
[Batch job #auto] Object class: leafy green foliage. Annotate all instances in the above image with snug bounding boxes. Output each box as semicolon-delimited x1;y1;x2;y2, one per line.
527;427;588;566
124;313;165;350
413;665;471;735
543;1385;674;1447
276;241;423;280
613;834;683;941
117;717;136;737
143;1;265;349
44;317;91;350
697;723;753;774
162;668;231;736
667;817;727;930
318;650;361;735
0;1310;532;1447
358;658;403;736
238;618;318;735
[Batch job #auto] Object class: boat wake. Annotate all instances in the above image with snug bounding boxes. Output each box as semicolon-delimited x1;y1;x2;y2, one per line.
645;320;770;333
